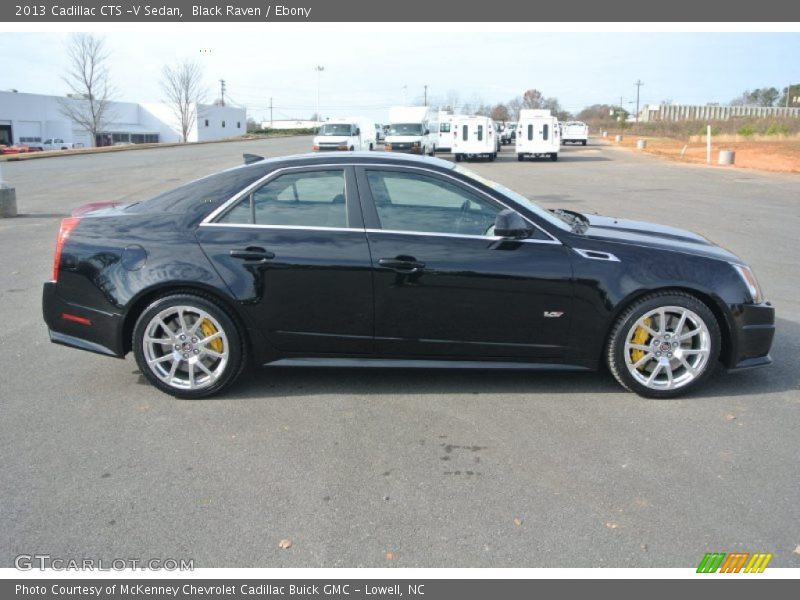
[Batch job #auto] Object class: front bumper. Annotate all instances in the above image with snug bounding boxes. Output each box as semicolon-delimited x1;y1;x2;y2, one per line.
42;281;124;358
727;301;775;371
384;143;422;153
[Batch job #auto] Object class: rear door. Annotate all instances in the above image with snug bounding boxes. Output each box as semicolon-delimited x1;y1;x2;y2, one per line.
355;165;574;360
196;165;374;356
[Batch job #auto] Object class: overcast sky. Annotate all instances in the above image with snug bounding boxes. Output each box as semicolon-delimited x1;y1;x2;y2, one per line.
1;32;797;121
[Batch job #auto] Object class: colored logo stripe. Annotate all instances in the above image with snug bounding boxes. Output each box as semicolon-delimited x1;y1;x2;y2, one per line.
696;552;773;573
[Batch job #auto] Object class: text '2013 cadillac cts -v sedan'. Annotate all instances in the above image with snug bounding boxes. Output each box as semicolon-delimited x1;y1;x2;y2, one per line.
42;152;775;399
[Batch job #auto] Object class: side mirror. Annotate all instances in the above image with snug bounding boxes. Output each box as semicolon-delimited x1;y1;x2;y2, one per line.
494;209;532;239
424;129;430;135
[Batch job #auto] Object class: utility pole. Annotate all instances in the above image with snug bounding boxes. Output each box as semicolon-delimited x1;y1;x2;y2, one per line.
219;79;226;106
424;85;428;106
269;97;273;127
634;80;644;123
314;66;325;129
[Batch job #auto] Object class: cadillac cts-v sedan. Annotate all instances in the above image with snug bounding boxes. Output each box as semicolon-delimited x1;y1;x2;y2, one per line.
42;153;774;399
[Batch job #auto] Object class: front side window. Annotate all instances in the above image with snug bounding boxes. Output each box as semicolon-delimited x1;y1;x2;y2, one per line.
543;124;549;141
366;170;500;237
462;125;468;141
477;125;483;141
527;124;533;140
440;122;451;133
217;169;347;228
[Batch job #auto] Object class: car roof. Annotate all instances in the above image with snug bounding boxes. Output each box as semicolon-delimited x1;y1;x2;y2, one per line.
229;151;456;174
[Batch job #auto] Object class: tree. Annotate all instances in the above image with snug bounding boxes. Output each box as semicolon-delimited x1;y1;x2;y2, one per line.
246;117;259;133
522;89;544;109
59;33;114;147
490;103;510;122
506;97;522;120
161;60;206;143
779;83;800;107
730;87;781;107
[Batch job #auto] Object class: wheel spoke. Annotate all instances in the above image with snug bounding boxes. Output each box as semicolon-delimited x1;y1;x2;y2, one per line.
646;363;662;385
178;309;190;334
678;328;701;341
682;348;709;355
638;321;658;337
632;353;653;370
201;331;222;344
147;354;173;366
675;311;688;336
157;317;175;339
626;342;651;352
166;358;180;381
664;363;674;388
679;356;697;376
203;348;224;359
658;308;667;333
145;336;172;345
188;361;196;388
196;360;216;380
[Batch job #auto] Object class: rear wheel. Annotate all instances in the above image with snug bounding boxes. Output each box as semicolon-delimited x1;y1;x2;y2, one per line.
582;140;587;146
517;154;524;162
133;293;245;399
607;292;721;398
455;154;462;162
551;153;558;161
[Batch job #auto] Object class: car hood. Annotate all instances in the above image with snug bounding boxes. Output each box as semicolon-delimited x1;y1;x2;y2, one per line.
314;136;350;144
581;213;740;262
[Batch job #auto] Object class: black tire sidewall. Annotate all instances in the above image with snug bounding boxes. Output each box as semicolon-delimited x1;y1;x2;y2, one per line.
132;293;244;399
609;293;721;399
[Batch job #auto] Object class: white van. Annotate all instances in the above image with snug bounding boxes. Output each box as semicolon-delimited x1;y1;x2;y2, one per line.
312;117;376;152
451;115;498;162
516;109;560;161
561;121;589;145
436;110;456;152
384;106;436;156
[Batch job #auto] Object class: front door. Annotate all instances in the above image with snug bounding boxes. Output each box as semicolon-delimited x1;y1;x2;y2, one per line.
356;166;574;360
196;166;374;356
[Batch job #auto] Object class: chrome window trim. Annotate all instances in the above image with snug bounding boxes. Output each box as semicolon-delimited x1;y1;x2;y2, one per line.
573;248;621;262
200;161;562;245
365;228;561;245
201;164;351;225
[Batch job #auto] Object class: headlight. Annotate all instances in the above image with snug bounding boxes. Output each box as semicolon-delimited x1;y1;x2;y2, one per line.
732;263;764;303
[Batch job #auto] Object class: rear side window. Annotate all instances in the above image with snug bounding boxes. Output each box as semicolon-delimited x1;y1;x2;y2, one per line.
217;169;348;229
527;124;533;140
543;124;549;141
462;125;468;141
477;125;483;141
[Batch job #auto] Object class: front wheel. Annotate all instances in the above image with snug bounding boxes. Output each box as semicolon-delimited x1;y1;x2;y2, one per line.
133;293;245;398
606;292;721;398
517;154;524;162
551;153;558;161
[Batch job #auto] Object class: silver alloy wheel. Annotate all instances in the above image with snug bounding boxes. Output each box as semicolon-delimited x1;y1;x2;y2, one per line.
142;305;229;391
623;305;711;391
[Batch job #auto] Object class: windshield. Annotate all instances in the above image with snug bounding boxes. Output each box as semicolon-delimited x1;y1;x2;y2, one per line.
453;165;573;232
319;124;354;136
388;123;422;135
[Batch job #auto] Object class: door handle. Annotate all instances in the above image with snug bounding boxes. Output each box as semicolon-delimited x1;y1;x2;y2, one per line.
379;257;426;273
229;247;275;262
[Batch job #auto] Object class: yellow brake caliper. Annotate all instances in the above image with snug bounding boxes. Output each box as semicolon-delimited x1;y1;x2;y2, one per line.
630;318;651;368
200;319;224;353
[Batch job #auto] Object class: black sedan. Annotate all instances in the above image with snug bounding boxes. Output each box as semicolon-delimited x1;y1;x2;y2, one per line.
43;152;774;399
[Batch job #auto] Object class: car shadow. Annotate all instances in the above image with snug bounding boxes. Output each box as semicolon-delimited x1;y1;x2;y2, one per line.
196;315;797;401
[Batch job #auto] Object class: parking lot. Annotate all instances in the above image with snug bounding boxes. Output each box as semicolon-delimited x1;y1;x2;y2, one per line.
1;137;798;568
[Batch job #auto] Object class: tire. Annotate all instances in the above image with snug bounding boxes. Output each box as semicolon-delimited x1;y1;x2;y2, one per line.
582;140;587;146
517;154;524;162
369;143;374;151
133;292;245;399
455;154;462;162
551;153;558;161
606;291;721;399
349;146;355;151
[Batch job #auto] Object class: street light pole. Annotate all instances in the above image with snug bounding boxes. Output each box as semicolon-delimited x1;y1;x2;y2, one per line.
314;65;325;130
634;80;644;124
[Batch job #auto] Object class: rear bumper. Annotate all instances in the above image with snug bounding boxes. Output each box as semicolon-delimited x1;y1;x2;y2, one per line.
727;302;775;371
42;281;124;358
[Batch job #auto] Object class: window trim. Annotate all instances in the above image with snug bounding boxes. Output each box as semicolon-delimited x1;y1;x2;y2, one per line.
201;163;560;245
201;165;359;231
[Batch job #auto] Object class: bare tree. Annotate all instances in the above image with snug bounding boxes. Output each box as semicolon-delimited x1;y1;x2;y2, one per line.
161;60;206;143
59;33;115;146
490;103;510;122
522;89;545;109
506;97;522;120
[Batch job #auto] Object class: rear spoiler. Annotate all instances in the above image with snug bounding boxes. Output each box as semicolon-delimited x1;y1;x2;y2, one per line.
243;153;264;165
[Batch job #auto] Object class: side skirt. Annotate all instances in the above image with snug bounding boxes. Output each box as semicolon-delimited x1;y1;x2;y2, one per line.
264;357;592;371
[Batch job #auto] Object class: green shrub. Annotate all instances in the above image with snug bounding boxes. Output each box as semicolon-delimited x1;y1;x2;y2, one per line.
737;123;756;137
764;122;790;136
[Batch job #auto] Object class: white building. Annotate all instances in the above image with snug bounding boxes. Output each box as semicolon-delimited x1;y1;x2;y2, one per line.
260;119;320;130
0;91;247;147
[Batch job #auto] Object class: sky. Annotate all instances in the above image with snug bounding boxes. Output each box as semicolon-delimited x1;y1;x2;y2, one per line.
0;32;798;122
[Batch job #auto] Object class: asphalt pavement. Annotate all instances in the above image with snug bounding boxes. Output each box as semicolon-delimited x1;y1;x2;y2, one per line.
1;137;798;568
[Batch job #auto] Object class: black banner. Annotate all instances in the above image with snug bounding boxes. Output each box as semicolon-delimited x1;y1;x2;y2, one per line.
3;0;800;22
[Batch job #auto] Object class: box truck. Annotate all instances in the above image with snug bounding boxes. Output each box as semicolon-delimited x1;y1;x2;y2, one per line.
384;106;436;155
516;109;560;161
561;121;588;145
451;115;498;162
312;117;376;152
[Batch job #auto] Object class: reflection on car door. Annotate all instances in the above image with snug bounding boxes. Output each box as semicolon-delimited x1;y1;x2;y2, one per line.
356;166;575;360
196;165;374;356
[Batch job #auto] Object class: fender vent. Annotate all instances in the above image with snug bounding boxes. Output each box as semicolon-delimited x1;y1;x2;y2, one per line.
573;248;620;262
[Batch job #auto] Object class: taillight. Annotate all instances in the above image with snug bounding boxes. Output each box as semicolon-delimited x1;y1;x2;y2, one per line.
53;217;80;281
